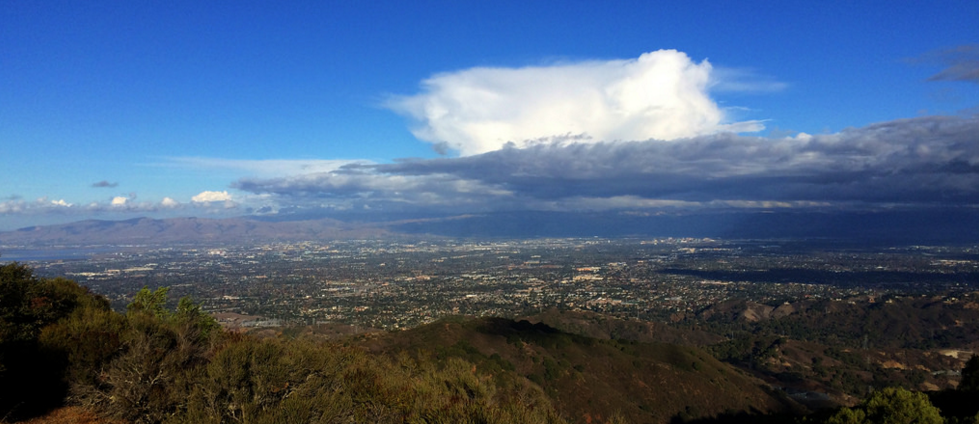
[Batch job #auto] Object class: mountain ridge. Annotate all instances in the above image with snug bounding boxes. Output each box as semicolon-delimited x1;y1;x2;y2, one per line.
5;207;979;246
0;216;390;245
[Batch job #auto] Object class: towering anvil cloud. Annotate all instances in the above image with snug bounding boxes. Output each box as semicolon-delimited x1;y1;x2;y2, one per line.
386;50;766;156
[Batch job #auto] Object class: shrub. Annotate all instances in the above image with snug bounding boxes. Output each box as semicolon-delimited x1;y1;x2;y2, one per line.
826;387;943;424
0;262;113;419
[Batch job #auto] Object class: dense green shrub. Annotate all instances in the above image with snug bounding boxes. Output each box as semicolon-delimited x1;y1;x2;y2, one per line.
0;262;113;419
825;387;944;424
171;338;561;424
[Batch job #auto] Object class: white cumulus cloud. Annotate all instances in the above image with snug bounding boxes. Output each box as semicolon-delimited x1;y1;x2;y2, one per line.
387;49;765;156
110;196;128;206
192;190;233;203
160;197;180;208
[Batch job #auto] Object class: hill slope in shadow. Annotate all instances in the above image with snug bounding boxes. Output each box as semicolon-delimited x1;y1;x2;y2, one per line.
359;316;801;424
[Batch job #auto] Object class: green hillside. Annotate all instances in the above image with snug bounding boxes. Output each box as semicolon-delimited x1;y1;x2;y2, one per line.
0;262;562;424
360;316;799;423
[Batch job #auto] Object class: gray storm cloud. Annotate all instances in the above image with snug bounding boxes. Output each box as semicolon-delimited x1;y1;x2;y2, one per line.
234;115;979;212
386;50;766;156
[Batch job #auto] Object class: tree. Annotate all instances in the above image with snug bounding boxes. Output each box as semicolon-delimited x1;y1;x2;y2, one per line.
172;296;218;340
127;286;217;340
73;287;219;423
0;262;113;420
127;286;171;320
826;387;944;424
961;355;979;392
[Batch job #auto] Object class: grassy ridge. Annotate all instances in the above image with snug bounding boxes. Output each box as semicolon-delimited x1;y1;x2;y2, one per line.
361;316;798;423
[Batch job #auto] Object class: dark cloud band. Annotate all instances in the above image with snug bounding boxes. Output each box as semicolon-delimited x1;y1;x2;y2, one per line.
233;115;979;212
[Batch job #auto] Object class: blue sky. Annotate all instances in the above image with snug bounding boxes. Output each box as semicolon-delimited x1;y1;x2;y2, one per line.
1;1;977;230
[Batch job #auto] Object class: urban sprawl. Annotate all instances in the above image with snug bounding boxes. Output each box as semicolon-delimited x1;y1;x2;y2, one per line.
8;238;979;331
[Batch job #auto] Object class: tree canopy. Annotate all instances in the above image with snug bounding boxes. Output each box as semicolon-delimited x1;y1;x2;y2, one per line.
826;387;944;424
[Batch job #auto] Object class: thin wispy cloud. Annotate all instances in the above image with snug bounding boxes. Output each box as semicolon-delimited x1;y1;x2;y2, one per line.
386;50;769;156
709;68;788;93
161;157;372;178
0;198;71;214
927;45;979;83
910;44;979;84
91;180;119;188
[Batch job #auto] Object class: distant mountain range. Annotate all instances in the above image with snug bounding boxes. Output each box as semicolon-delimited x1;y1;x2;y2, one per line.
0;216;390;245
3;208;979;246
